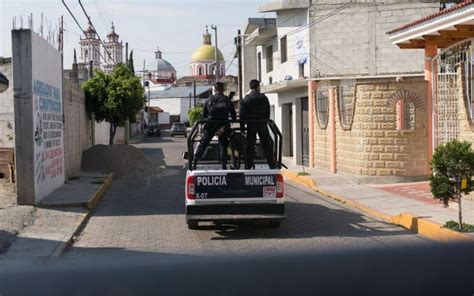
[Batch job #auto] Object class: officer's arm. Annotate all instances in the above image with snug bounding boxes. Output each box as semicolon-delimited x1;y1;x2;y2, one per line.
264;95;270;119
203;100;209;119
229;101;237;121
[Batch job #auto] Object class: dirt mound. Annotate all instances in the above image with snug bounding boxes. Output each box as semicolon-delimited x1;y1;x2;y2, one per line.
82;145;160;179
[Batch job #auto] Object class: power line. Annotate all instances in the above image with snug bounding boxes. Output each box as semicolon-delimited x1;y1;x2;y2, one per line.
61;0;112;66
78;0;116;65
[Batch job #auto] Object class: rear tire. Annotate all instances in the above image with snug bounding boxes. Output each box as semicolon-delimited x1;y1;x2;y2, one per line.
187;221;199;230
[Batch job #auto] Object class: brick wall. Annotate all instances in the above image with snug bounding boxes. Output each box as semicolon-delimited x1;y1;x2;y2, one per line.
0;59;14;148
309;0;439;77
313;77;429;179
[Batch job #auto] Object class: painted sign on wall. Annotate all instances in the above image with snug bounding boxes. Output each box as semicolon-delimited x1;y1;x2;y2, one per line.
31;32;64;202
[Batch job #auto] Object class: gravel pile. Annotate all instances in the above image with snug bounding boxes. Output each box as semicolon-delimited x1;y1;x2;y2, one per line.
82;145;160;179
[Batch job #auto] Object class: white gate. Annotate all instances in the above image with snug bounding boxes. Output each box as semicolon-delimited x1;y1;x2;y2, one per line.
433;39;474;147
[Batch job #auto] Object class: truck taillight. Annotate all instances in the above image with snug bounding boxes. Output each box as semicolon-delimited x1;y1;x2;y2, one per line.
276;174;284;198
187;175;196;200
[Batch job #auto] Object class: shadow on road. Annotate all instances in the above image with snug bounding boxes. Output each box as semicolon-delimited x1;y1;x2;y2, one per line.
203;201;411;240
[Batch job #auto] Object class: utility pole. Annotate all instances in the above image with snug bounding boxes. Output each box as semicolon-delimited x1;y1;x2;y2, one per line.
211;25;219;82
193;80;197;107
125;42;129;65
237;29;243;102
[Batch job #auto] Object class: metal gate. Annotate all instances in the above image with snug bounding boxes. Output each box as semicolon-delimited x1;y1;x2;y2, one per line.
433;39;474;147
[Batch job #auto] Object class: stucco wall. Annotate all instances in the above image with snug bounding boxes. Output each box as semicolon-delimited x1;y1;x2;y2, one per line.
63;79;91;178
313;77;429;179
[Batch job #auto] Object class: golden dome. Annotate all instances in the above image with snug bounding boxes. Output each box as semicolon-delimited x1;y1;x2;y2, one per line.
191;44;224;62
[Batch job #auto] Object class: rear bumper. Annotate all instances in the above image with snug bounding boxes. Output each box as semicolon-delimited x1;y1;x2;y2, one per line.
186;204;285;222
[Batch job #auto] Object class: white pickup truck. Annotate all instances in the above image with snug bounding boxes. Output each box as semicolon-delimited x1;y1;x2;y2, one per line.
184;120;286;229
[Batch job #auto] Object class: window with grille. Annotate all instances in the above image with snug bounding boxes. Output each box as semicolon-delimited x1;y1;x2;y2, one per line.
280;36;287;64
396;99;416;130
315;89;329;129
266;45;273;73
337;79;356;130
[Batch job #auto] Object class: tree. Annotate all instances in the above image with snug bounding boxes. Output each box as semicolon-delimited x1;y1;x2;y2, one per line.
430;140;474;231
188;106;203;126
128;50;135;74
83;64;146;145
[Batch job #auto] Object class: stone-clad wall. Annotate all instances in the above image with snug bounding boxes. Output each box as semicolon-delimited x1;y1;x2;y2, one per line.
313;77;429;179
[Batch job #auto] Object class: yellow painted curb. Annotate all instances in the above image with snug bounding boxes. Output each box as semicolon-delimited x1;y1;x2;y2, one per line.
86;173;113;210
282;170;316;189
284;170;474;243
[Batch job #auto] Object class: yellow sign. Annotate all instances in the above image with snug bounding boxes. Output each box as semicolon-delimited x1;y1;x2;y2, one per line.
461;178;468;190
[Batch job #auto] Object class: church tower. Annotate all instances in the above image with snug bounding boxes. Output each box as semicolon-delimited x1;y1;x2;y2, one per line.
79;22;101;71
103;22;124;73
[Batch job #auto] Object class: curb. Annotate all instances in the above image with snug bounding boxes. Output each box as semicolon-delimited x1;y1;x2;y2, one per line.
50;173;113;258
86;173;113;210
283;170;474;243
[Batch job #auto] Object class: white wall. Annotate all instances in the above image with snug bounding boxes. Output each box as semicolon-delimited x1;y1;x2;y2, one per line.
257;8;310;88
31;32;65;203
158;112;170;125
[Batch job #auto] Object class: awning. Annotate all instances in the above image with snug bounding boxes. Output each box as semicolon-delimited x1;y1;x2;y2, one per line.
145;106;164;113
261;79;308;93
387;2;474;49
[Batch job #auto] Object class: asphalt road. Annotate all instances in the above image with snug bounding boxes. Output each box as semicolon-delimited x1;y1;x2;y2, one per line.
65;131;427;258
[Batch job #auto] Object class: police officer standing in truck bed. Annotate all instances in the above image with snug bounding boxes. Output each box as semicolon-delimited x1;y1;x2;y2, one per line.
193;82;237;169
240;79;277;169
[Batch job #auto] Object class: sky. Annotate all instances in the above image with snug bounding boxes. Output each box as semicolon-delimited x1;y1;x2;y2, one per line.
0;0;273;76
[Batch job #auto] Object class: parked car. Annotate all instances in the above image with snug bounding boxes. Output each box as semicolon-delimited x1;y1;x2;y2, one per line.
170;122;187;137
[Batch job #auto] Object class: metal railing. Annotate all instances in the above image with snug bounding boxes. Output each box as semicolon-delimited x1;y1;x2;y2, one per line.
187;119;283;170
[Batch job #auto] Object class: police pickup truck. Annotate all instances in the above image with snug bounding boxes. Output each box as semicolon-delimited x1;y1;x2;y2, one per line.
184;119;285;229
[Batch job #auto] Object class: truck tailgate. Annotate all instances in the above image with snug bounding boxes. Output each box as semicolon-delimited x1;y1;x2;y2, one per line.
191;171;281;199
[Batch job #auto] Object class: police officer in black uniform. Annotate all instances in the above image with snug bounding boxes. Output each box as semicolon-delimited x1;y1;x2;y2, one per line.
193;82;237;169
240;79;277;169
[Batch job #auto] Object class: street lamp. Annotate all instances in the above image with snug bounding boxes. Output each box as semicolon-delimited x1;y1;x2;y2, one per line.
144;80;150;125
0;72;9;93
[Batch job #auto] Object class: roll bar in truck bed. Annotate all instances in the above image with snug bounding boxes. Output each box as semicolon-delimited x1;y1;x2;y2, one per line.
187;119;284;170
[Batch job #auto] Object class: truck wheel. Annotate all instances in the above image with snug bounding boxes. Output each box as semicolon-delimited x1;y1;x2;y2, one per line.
187;221;199;230
268;220;281;228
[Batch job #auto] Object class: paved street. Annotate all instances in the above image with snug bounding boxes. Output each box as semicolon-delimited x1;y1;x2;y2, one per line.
64;131;427;259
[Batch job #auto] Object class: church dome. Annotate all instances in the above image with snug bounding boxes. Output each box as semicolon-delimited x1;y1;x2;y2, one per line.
191;28;224;62
192;45;224;62
157;57;176;73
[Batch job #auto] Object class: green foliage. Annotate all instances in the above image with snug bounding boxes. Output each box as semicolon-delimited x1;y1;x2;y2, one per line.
297;172;310;176
429;140;474;207
443;220;474;232
83;64;146;144
188;106;204;126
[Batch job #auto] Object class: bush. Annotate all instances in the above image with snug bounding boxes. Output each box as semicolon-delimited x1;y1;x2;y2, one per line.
188;106;203;126
430;140;474;231
443;220;474;232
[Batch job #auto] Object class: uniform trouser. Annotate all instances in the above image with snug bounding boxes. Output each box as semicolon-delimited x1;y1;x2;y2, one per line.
245;123;276;169
194;124;231;168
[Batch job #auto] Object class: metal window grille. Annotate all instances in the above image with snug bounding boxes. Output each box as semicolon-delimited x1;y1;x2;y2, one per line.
404;100;416;130
337;78;356;130
315;89;329;129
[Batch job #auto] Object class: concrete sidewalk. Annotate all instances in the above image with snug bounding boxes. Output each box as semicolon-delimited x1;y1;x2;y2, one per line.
283;163;474;240
0;172;112;259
